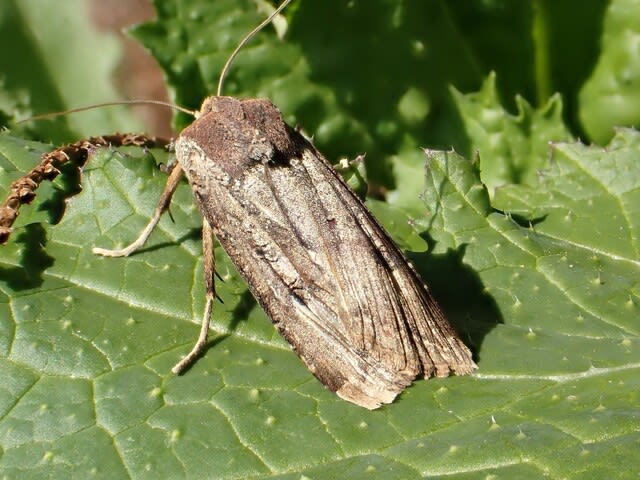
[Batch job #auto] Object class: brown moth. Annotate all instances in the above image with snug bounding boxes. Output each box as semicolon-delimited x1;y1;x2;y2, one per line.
1;0;476;409
172;96;476;408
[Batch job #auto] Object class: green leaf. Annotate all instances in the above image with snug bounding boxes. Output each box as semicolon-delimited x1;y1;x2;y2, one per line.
579;0;640;144
450;73;572;193
2;123;639;477
494;129;640;264
2;0;640;478
132;0;547;188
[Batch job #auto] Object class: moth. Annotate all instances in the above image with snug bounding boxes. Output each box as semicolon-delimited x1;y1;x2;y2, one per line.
173;96;476;408
1;1;476;409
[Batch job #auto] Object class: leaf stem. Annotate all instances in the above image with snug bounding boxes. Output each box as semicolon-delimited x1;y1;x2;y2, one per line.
531;0;552;106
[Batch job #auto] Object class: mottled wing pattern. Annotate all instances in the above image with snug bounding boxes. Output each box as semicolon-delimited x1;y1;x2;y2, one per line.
176;97;475;409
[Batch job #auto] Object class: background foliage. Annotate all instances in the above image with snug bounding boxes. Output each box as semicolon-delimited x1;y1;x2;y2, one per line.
0;0;639;478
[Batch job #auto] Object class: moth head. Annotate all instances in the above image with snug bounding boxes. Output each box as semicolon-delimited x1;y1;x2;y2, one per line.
196;96;244;121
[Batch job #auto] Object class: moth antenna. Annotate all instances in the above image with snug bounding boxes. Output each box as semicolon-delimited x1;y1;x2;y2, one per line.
16;100;197;124
217;0;292;96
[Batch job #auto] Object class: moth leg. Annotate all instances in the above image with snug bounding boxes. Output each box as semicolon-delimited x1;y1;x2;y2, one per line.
92;164;184;257
171;219;215;374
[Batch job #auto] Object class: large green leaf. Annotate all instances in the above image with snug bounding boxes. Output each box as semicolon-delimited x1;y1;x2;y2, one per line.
450;73;572;194
1;0;639;478
1;127;638;478
579;0;640;144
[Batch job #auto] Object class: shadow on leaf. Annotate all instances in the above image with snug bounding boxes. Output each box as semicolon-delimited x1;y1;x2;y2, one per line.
0;223;54;290
409;241;502;363
227;289;257;333
129;227;203;255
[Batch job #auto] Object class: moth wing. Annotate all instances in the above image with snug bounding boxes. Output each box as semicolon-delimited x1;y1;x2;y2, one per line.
264;148;476;408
